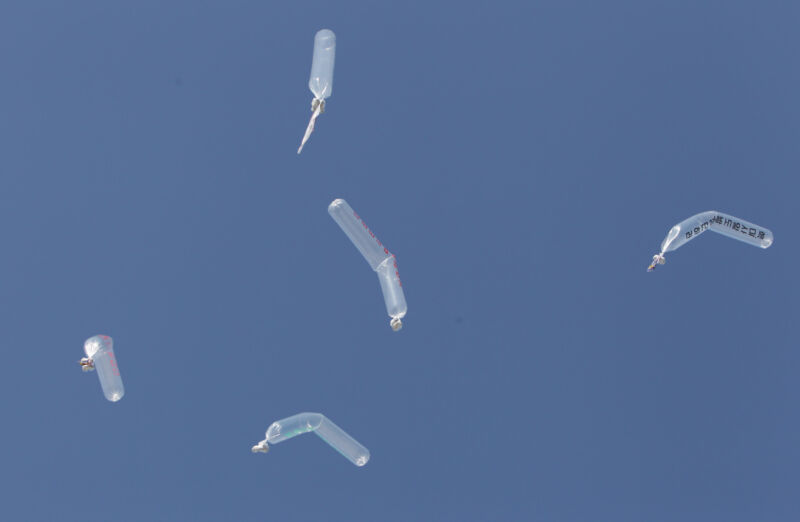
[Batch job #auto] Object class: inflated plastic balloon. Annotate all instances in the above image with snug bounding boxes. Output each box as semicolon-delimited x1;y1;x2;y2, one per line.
298;29;336;154
251;412;370;467
329;198;407;331
80;335;125;402
648;211;773;271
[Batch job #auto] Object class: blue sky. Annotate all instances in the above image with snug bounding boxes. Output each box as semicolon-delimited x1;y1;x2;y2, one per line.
0;1;798;520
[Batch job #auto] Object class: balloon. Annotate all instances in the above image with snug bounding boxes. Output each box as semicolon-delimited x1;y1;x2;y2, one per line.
252;413;369;467
298;29;336;154
329;198;407;330
80;335;125;402
648;211;773;271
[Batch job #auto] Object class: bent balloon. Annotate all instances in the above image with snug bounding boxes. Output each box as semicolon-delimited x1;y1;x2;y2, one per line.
251;412;369;467
648;211;773;271
328;198;407;331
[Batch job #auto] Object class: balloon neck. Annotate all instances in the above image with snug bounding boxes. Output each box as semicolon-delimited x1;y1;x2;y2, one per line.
647;253;666;272
297;100;325;154
251;440;269;453
390;317;403;331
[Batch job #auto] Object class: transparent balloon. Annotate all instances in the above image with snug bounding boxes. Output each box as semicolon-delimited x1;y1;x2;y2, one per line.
251;412;370;467
648;211;773;271
80;335;125;402
298;29;336;154
328;198;407;331
309;29;335;100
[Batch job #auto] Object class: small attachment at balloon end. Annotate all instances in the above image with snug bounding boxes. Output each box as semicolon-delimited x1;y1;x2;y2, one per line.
390;317;403;331
79;357;95;372
251;440;269;453
297;98;325;154
647;253;666;272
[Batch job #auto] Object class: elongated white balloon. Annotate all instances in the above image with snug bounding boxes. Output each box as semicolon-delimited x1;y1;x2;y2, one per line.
308;29;335;100
648;211;773;271
328;198;407;331
298;29;336;154
80;335;125;402
251;412;370;467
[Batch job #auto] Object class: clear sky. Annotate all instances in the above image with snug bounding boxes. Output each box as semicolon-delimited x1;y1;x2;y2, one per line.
1;1;798;520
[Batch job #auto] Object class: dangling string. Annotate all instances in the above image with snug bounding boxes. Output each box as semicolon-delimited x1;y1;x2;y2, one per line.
297;98;324;154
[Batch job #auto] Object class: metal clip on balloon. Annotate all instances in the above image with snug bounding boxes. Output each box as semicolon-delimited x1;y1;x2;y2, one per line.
251;412;370;467
328;198;407;331
80;335;125;402
648;211;773;271
298;29;335;154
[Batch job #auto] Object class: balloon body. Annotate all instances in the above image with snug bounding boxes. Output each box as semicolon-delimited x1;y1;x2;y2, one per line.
84;335;125;402
309;29;335;100
660;211;773;253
